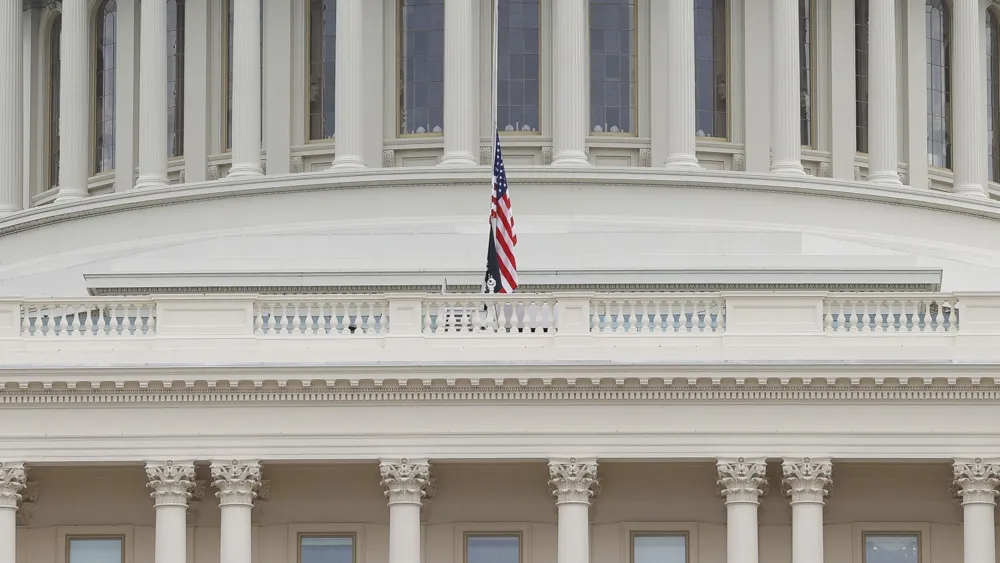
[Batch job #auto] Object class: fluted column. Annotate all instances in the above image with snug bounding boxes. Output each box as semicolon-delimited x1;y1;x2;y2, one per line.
770;0;805;175
229;0;263;178
0;0;22;214
211;461;261;563
380;459;430;563
783;458;831;563
866;0;901;185
551;0;589;166
135;0;169;189
56;0;91;201
717;458;767;563
549;458;598;563
146;462;195;563
663;0;700;169
0;463;25;563
330;0;366;169
439;0;477;167
951;0;987;197
953;459;1000;563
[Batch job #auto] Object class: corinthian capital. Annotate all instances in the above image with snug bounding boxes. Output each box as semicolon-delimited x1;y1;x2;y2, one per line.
210;460;262;507
146;461;196;507
782;458;832;504
379;459;430;505
717;458;768;504
548;458;599;505
953;458;1000;505
0;463;26;510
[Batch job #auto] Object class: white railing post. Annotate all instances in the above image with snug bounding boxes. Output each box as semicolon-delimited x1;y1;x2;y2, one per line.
384;295;424;347
952;294;1000;333
553;294;592;347
721;293;826;335
155;295;256;337
0;299;21;338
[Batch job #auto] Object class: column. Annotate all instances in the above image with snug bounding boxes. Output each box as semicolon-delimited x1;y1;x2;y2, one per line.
229;0;263;178
211;460;261;563
0;463;26;563
56;0;91;201
663;0;700;170
551;0;589;166
330;0;366;169
717;458;767;563
439;0;477;167
783;458;831;563
135;0;169;190
146;462;195;563
380;459;430;563
549;458;598;563
951;0;987;198
0;0;22;214
953;459;1000;563
769;0;805;175
865;0;901;185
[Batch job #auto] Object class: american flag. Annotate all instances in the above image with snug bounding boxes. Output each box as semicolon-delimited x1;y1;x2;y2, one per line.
484;130;518;294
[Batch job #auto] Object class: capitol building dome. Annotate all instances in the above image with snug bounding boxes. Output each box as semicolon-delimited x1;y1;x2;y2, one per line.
2;1;1000;563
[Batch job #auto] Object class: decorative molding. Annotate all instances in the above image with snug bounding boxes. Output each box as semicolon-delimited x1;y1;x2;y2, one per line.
480;146;492;166
185;479;207;523
0;462;26;510
584;147;590;158
379;458;430;505
782;457;832;504
207;164;219;181
899;171;909;185
291;156;304;173
210;460;262;506
541;146;553;165
548;458;599;504
732;154;745;171
854;166;862;181
178;170;186;185
717;457;768;504
382;149;396;168
261;159;267;176
146;461;196;507
953;458;1000;505
638;149;652;168
818;162;831;178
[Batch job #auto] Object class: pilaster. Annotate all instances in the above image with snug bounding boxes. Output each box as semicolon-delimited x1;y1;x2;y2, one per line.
550;0;588;166
0;0;22;214
438;0;478;167
769;0;805;175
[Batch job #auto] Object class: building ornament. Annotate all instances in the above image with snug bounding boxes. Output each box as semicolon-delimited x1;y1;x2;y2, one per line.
379;458;430;505
638;148;652;168
0;463;26;510
782;457;832;504
548;458;599;504
210;460;262;506
146;461;196;507
953;458;1000;505
717;457;768;504
382;150;396;168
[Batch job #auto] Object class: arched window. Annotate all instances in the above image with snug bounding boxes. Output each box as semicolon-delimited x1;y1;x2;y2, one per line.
308;0;336;140
988;9;1000;182
497;0;541;133
855;0;868;154
799;0;814;147
94;0;117;174
168;0;185;158
694;0;727;139
48;15;61;188
926;0;951;169
399;0;445;135
589;0;636;134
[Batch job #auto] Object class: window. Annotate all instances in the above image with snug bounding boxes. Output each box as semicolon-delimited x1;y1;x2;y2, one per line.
988;9;1000;182
94;0;117;174
68;537;124;563
168;0;185;157
224;0;263;150
632;534;686;563
399;0;444;135
863;533;919;563
300;535;354;563
466;534;520;563
496;0;540;133
308;0;336;141
48;15;61;188
798;0;813;147
855;0;868;153
926;0;951;169
694;0;727;139
589;0;635;134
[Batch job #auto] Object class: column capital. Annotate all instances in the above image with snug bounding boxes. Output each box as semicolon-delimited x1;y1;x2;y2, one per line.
953;458;1000;506
782;457;832;504
379;458;430;505
717;457;768;505
210;460;261;507
146;461;196;507
0;462;26;510
548;457;599;505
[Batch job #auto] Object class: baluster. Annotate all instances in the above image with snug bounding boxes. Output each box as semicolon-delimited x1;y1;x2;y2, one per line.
20;305;30;336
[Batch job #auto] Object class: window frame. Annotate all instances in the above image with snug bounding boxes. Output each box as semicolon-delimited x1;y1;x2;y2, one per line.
57;528;131;563
167;0;186;159
925;0;952;171
288;525;364;563
987;5;1000;184
455;523;531;563
44;11;62;191
799;0;816;148
852;522;928;563
305;0;336;144
463;531;523;563
396;0;446;138
587;0;640;137
854;0;869;155
621;522;697;563
694;0;731;142
297;532;357;563
491;0;543;136
91;0;118;176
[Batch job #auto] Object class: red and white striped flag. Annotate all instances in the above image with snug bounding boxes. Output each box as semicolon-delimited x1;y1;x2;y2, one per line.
484;130;518;294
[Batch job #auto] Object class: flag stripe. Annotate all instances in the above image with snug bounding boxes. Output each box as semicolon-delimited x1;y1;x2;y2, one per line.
485;130;518;294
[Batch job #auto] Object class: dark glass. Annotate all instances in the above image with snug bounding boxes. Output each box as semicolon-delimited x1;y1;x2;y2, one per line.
301;536;353;563
497;0;540;133
988;10;999;182
467;535;519;563
168;0;185;157
589;0;635;134
864;534;919;563
694;0;727;138
400;0;445;135
799;0;812;146
49;16;61;188
95;0;118;173
855;0;868;153
926;0;951;168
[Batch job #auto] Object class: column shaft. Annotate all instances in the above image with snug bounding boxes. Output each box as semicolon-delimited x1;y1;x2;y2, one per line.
0;508;12;563
154;505;187;563
549;459;598;563
388;503;421;563
57;0;91;201
0;0;21;214
951;0;986;197
866;0;900;185
726;503;759;563
551;0;588;165
331;0;365;169
963;504;996;563
219;504;252;563
718;459;767;563
230;0;263;178
664;0;699;169
381;460;430;563
790;502;824;563
770;0;805;174
136;0;169;189
557;503;590;563
439;0;477;166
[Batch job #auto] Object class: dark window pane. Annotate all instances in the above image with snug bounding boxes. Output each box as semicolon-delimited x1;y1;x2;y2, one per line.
988;10;1000;182
799;0;813;147
926;0;951;168
400;0;444;135
864;534;919;563
694;0;727;138
167;0;185;157
301;536;353;563
94;0;118;174
589;0;634;134
855;0;868;153
308;0;336;140
49;16;61;188
467;535;519;563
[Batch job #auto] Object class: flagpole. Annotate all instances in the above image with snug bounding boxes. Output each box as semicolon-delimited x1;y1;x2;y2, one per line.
491;0;499;151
